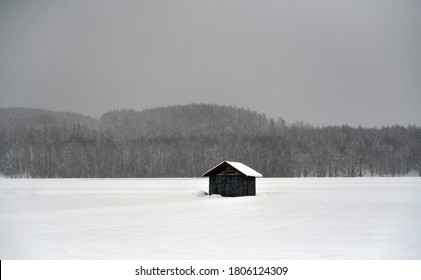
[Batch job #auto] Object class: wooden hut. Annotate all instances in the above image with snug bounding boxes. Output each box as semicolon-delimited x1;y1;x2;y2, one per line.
203;161;262;197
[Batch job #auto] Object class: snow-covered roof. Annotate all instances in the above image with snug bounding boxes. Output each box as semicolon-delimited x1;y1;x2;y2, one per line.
203;161;263;177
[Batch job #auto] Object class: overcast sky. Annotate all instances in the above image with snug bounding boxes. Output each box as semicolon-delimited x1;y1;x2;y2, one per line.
1;0;420;127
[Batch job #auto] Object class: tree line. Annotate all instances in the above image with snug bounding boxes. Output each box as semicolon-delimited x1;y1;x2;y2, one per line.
0;105;420;178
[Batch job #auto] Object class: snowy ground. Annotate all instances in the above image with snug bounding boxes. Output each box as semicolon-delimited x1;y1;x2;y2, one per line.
0;177;420;259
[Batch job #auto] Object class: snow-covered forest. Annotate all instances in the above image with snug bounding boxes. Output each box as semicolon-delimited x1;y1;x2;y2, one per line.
1;104;420;178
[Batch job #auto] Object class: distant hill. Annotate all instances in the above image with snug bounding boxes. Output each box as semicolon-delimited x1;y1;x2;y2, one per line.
0;108;99;130
1;104;277;138
100;104;276;139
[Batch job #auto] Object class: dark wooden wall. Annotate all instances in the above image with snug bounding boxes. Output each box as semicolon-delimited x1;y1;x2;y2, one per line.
209;174;255;197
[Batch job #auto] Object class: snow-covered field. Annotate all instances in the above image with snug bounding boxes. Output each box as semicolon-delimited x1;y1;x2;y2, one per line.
0;178;420;259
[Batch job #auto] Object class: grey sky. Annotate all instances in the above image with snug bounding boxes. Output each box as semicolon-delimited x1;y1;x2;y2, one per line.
1;0;420;127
